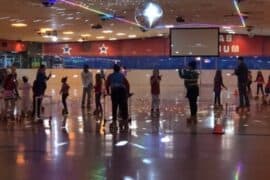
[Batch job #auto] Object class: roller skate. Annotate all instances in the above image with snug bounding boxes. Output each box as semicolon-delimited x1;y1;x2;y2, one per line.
119;120;129;133
262;95;268;105
151;108;160;118
109;121;118;134
41;106;45;113
62;109;68;116
235;106;243;113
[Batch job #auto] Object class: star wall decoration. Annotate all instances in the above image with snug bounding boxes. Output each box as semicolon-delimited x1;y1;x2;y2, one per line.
99;43;108;55
63;44;72;55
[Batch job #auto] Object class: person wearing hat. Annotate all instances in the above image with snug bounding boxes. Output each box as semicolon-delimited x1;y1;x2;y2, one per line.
178;61;199;121
60;76;70;115
81;64;93;109
106;64;130;132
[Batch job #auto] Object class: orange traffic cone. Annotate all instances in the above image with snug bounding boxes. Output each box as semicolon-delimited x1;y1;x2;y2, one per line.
213;119;224;135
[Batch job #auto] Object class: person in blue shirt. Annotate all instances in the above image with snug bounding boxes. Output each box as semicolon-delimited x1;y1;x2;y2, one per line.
32;64;51;119
106;64;130;132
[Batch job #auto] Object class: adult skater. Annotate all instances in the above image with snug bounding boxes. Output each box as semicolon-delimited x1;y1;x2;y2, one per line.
81;64;93;109
106;64;130;132
32;65;51;119
178;61;199;121
234;56;250;111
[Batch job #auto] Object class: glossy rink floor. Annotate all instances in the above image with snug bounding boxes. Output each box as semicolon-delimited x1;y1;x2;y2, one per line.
1;91;270;180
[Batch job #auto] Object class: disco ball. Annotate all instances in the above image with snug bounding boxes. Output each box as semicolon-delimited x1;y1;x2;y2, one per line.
135;1;163;29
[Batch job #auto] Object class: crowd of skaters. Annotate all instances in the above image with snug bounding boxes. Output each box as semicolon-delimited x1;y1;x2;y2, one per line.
0;56;269;125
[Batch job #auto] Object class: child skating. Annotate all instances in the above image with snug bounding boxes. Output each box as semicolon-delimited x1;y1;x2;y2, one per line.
255;71;265;99
59;77;70;115
19;76;32;117
150;69;161;116
213;70;227;109
94;73;103;116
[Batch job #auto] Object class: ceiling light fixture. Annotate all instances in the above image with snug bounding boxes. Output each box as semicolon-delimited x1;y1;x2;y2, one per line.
63;31;74;35
116;32;126;36
11;23;27;27
40;28;53;33
102;30;113;34
52;36;58;42
128;34;137;38
164;24;174;29
62;37;71;40
96;36;105;39
109;38;117;41
81;34;91;37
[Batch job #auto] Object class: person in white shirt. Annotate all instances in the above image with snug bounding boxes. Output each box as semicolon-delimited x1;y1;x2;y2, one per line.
81;64;93;108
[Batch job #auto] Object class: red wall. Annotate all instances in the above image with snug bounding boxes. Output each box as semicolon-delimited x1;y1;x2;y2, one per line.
0;40;27;53
2;34;270;56
42;37;168;56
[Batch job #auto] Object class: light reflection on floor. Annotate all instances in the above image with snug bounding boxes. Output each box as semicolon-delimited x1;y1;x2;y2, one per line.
0;92;270;179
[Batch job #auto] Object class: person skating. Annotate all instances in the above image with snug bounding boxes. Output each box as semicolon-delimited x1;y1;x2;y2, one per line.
94;73;103;116
81;64;93;109
150;69;161;115
234;56;250;112
255;70;265;98
213;70;227;109
19;76;32;117
247;71;253;96
32;65;51;119
178;61;199;122
106;64;130;133
59;77;70;115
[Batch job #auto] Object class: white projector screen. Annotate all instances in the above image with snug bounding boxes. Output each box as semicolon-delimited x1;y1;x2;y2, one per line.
170;28;219;56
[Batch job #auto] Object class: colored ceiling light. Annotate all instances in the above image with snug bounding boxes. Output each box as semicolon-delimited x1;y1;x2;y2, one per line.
59;0;144;28
11;23;27;27
233;0;246;27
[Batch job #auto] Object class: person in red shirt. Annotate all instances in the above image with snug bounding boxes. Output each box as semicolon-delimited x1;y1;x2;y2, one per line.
255;71;265;97
60;77;70;115
94;73;103;115
150;69;161;114
3;73;17;117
